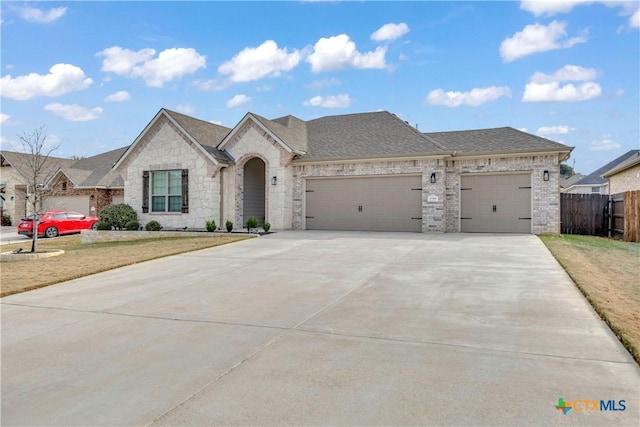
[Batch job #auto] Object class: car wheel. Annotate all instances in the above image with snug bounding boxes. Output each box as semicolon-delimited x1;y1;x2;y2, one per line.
45;226;59;238
91;222;98;230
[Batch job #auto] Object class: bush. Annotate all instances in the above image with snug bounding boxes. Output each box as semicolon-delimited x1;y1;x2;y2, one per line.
246;217;258;232
1;214;12;226
262;221;271;233
125;220;140;231
95;221;112;230
99;204;138;230
145;220;162;231
206;219;217;232
225;220;233;232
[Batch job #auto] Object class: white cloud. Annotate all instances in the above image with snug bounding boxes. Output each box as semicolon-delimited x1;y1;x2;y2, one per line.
174;104;195;114
218;40;302;83
590;138;621;151
304;94;352;108
631;9;640;27
308;78;341;90
517;127;529;133
530;64;597;83
520;0;592;16
426;86;511;107
0;63;93;100
226;94;250;108
0;113;9;124
44;103;104;122
307;34;387;72
523;65;602;102
104;90;130;102
192;78;227;92
97;46;206;87
500;21;587;62
537;125;572;135
17;6;67;23
371;23;410;42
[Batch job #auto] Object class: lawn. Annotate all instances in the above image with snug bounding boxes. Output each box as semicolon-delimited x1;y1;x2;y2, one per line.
0;233;252;297
540;234;640;364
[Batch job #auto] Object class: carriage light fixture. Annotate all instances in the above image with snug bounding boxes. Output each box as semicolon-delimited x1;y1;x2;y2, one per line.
543;170;550;181
430;172;436;184
271;176;277;186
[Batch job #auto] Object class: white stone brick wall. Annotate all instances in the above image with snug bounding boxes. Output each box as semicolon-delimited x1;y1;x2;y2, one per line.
609;163;640;194
444;154;561;234
122;118;221;230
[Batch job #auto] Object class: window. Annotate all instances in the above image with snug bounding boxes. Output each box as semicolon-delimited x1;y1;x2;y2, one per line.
591;186;601;194
62;181;67;191
151;170;183;213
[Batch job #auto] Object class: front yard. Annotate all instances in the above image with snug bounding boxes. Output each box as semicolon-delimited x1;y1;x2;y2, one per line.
540;234;640;363
0;233;251;297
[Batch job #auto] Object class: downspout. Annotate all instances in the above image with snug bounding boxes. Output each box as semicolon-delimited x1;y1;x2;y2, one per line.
219;168;224;231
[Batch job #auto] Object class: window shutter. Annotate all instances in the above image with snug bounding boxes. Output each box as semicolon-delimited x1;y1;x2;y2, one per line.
181;169;189;213
142;170;149;213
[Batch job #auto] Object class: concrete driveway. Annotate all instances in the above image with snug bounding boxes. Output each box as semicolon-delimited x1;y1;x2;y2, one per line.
1;231;638;426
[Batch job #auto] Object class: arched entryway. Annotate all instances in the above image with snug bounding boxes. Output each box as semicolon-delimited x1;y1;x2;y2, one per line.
243;157;266;225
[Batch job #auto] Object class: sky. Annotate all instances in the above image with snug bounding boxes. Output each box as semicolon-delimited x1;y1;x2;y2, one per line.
1;0;638;175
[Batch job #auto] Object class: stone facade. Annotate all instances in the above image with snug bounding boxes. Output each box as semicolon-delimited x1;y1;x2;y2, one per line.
45;173;123;216
608;163;640;194
121;117;222;230
0;165;26;224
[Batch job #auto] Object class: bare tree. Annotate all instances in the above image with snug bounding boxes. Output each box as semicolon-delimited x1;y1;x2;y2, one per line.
15;127;61;253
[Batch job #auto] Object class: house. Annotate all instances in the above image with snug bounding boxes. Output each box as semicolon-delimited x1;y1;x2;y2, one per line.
112;108;572;234
0;147;126;224
562;150;640;195
601;151;640;194
560;173;584;191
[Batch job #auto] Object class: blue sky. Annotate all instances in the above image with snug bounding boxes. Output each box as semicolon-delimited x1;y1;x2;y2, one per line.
1;1;638;174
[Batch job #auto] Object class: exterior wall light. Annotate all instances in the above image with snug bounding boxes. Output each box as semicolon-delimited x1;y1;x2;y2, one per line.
271;176;277;186
543;170;550;181
430;172;436;184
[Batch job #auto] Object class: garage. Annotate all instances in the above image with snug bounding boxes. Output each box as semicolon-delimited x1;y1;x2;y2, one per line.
460;173;531;233
305;175;422;232
43;195;91;216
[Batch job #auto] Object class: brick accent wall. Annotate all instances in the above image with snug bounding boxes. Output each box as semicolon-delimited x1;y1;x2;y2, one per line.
609;163;640;194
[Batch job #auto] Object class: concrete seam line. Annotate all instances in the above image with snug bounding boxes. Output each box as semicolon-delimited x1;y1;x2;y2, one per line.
148;269;384;426
294;328;635;365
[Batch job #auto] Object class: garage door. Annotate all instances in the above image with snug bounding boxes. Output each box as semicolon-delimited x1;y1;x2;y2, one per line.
460;173;531;233
305;175;422;232
43;195;90;216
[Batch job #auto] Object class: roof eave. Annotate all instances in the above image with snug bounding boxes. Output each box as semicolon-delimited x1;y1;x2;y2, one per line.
601;157;640;178
217;113;294;154
292;152;450;164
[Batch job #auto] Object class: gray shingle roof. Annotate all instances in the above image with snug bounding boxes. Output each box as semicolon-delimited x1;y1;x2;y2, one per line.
0;150;75;184
573;149;640;186
425;127;570;154
67;146;129;187
255;113;308;153
303;111;446;160
163;109;232;163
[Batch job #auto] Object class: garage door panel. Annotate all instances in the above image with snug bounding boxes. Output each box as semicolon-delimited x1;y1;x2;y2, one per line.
43;196;90;216
306;176;422;232
461;174;531;233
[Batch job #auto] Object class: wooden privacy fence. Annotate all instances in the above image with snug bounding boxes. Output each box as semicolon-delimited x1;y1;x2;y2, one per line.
560;190;640;242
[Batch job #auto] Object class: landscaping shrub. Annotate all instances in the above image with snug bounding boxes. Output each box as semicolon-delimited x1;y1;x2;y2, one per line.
99;204;138;230
125;220;140;231
206;219;217;232
262;221;271;233
1;214;12;226
225;220;233;232
145;220;162;231
96;221;112;230
246;217;258;232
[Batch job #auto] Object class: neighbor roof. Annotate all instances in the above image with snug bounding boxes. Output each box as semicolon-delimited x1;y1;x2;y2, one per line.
602;150;640;178
302;111;446;160
425;127;571;155
65;146;129;187
573;149;640;186
0;150;75;183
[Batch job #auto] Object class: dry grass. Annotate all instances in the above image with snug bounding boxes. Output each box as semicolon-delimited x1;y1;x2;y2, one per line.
0;233;251;297
540;234;640;364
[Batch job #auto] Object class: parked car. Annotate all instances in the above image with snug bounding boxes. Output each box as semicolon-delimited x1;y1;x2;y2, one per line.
18;210;99;238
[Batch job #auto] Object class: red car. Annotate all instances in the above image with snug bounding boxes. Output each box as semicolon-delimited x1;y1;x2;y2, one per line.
18;210;99;238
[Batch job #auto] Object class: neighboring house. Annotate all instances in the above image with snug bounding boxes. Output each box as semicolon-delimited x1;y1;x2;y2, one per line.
560;173;584;191
602;151;640;194
112;108;572;234
0;147;127;224
562;150;640;195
